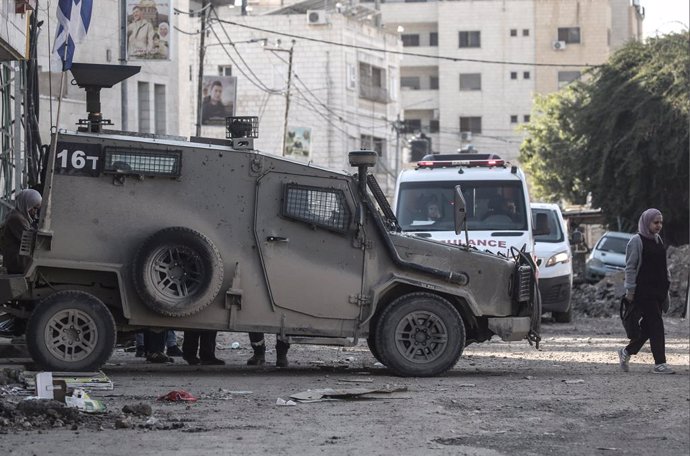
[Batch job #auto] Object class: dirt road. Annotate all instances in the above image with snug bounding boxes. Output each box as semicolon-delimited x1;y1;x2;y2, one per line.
1;317;688;456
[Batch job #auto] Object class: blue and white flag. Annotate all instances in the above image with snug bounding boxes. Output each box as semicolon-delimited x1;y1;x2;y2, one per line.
52;0;93;71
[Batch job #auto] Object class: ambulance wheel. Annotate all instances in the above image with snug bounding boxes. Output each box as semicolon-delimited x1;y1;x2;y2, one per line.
133;227;224;317
26;291;116;371
375;292;465;377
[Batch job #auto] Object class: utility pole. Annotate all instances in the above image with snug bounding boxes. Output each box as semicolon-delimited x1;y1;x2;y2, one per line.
264;40;295;155
392;114;404;178
195;0;208;137
282;41;294;156
119;0;128;130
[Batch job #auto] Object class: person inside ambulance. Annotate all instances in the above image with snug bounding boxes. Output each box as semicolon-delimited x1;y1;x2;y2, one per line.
426;200;443;222
482;195;517;223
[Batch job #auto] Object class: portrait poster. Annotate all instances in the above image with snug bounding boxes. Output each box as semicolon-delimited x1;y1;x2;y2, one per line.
285;127;312;159
201;76;237;125
126;0;172;60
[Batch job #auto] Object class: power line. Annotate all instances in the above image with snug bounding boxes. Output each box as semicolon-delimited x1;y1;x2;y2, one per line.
214;18;600;68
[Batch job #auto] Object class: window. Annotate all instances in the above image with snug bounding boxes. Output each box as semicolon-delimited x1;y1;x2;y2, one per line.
283;184;351;233
459;116;482;134
510;72;518;80
429;32;438;47
510;29;517;37
154;84;166;135
429;120;439;133
523;71;530;79
137;81;150;133
401;76;421;90
558;70;581;88
523;115;531;122
458;31;480;48
404;119;422;133
430;76;439;90
558;27;581;44
346;63;357;90
459;73;481;91
510;115;518;124
359;62;388;102
361;134;386;157
218;65;232;76
401;34;420;47
522;29;529;37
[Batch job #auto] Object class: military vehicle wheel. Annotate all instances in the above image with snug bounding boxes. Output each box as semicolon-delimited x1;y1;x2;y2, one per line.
26;291;116;371
133;227;224;317
375;292;465;377
367;335;385;365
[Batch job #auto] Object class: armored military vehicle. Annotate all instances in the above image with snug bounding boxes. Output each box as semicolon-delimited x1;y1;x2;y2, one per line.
0;64;540;377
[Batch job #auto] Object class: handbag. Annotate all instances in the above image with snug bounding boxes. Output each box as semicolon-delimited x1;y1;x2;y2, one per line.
619;295;642;340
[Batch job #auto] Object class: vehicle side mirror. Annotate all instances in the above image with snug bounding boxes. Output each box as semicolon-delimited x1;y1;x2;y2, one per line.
533;212;549;236
454;185;467;235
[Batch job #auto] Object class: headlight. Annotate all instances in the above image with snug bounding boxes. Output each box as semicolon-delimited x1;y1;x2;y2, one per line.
546;251;570;267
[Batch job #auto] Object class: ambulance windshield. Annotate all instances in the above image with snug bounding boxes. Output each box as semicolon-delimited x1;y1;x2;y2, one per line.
397;181;528;232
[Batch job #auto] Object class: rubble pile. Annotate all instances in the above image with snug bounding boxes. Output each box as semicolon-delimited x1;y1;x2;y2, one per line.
571;244;689;318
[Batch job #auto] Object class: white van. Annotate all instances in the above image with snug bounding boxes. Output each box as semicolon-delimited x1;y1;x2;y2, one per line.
393;154;534;257
531;203;573;322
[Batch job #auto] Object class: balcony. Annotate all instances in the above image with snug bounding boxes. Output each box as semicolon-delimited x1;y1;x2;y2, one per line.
359;84;389;103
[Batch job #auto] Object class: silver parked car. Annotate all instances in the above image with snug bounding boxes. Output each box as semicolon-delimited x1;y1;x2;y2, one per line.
585;231;634;282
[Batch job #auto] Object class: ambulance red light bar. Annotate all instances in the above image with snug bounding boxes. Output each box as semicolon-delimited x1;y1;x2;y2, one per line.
416;159;505;169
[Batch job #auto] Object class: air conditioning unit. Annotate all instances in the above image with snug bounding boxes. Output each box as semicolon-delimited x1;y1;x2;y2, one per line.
307;10;328;25
552;40;567;50
460;131;472;142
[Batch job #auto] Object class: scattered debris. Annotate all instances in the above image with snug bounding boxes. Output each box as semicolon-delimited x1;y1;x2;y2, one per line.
276;398;297;406
21;371;113;391
158;390;198;402
563;379;585;385
290;385;408;403
64;389;107;413
337;378;373;383
122;403;153;417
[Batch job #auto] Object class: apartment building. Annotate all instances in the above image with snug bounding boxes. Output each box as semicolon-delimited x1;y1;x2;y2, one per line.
378;0;643;162
197;2;403;192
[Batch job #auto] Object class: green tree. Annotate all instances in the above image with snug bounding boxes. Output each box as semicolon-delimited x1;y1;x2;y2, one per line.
520;32;689;244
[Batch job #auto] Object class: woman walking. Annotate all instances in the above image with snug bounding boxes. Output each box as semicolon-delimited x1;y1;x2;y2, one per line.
618;208;674;374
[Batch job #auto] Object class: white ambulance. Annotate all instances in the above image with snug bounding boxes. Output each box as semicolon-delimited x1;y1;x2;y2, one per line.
393;153;534;258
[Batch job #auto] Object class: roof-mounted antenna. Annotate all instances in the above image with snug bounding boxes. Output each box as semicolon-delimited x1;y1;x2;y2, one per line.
69;63;141;133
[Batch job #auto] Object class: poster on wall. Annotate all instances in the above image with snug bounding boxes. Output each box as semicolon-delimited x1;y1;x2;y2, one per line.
126;0;171;60
285;127;312;159
201;76;237;125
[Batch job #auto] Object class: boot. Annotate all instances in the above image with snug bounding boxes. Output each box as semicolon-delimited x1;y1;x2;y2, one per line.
247;343;266;366
276;340;290;368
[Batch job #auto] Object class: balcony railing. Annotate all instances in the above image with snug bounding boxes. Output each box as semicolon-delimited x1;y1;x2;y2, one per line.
359;84;389;103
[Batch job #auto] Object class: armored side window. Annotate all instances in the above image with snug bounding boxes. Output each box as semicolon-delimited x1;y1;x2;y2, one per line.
282;184;351;233
102;147;182;177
